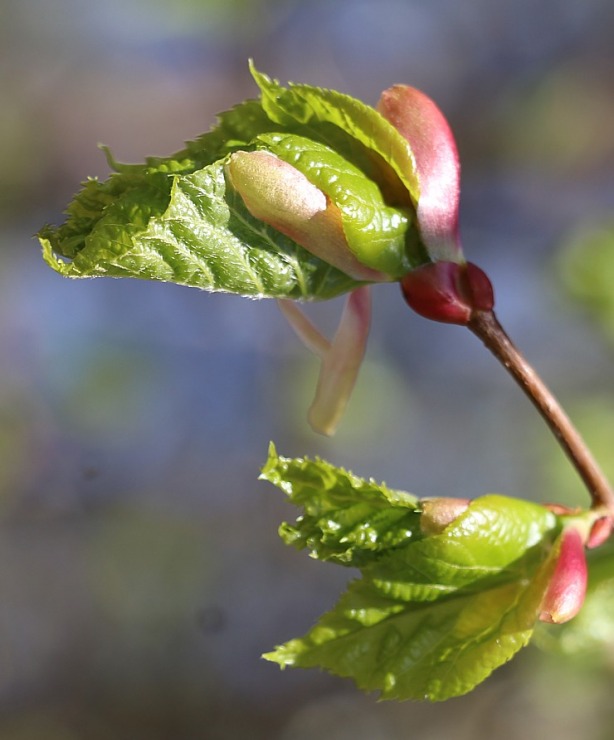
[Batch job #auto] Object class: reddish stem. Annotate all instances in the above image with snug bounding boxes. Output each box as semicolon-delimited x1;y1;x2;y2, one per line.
468;310;614;516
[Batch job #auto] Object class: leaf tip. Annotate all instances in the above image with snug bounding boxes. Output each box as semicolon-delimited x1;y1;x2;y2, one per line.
262;645;295;669
38;234;69;276
259;442;280;482
98;143;121;172
248;58;273;90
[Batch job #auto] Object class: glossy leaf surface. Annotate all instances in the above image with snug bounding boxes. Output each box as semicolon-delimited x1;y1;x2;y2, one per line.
263;448;561;701
39;64;426;298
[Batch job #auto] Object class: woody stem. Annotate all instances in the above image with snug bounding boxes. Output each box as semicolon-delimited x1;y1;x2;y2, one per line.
468;310;614;515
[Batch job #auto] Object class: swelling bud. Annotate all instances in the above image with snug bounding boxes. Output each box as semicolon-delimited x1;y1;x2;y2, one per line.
420;497;471;535
401;261;494;325
587;515;613;549
377;84;461;261
539;526;587;624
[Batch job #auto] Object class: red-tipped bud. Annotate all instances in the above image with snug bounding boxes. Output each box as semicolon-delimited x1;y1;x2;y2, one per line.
377;84;461;261
400;261;494;325
420;497;471;535
539;527;587;624
587;516;613;549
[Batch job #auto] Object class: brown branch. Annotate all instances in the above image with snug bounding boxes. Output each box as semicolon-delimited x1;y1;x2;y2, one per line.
468;310;614;515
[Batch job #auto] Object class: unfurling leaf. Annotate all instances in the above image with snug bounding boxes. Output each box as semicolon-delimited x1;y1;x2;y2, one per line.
262;448;561;701
40;160;359;301
260;443;421;567
39;63;429;300
39;62;497;432
225;148;387;282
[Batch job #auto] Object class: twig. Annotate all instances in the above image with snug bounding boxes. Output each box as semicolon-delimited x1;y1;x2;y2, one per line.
468;310;614;515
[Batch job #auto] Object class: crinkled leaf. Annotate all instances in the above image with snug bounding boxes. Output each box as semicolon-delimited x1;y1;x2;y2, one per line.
260;444;421;567
39;63;427;297
263;450;560;701
40;161;359;299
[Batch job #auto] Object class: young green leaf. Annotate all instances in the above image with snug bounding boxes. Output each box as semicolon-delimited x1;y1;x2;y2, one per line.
40;161;360;299
263;449;561;701
261;444;421;567
255;133;418;277
249;62;420;207
39;64;430;298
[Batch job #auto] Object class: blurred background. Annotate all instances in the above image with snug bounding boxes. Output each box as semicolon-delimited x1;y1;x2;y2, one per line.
2;0;614;737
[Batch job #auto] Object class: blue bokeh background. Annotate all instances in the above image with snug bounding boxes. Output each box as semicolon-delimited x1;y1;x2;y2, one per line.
1;0;614;737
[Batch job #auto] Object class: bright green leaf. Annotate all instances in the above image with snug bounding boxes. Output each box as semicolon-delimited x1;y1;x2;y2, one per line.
40;161;360;299
263;451;560;701
257;133;419;277
39;64;427;298
249;62;421;206
260;444;421;567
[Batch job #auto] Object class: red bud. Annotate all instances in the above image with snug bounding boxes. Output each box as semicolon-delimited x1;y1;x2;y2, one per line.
377;84;461;261
539;527;587;624
400;261;494;325
587;516;613;549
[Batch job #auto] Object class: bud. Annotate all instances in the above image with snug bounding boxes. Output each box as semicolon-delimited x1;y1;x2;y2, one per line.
420;497;471;535
378;85;497;325
400;261;494;325
377;84;461;262
539;527;587;624
587;515;613;549
226;151;384;282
